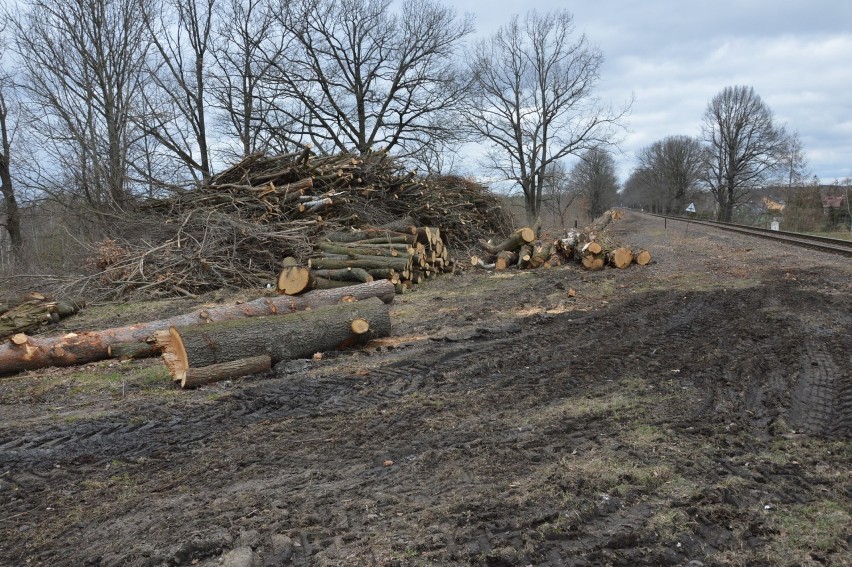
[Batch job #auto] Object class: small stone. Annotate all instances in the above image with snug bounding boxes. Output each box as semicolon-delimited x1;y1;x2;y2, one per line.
220;546;256;567
270;534;293;554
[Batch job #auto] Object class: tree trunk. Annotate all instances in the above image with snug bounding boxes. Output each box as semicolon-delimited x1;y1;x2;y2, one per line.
0;295;83;340
481;227;536;255
0;280;395;376
157;296;390;383
181;354;272;389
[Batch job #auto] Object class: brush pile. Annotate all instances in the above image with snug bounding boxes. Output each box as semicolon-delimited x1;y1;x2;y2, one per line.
78;150;513;299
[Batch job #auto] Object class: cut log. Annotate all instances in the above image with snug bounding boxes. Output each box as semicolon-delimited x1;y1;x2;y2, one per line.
181;355;272;389
607;247;634;269
157;296;391;383
277;265;314;295
0;296;84;340
0;280;395;377
481;227;535;255
581;255;606;271
309;255;411;272
634;250;652;265
317;242;406;257
494;250;518;271
582;241;603;255
311;268;373;283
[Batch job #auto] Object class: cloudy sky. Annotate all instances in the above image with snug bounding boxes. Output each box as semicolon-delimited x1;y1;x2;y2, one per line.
453;0;852;184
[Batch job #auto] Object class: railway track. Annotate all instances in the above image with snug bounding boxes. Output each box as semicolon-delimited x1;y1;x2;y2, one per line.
643;213;852;257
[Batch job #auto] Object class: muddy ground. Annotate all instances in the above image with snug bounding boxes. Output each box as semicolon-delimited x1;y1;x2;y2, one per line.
1;212;850;566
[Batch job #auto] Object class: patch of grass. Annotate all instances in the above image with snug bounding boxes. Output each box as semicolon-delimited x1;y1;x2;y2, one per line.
763;500;851;565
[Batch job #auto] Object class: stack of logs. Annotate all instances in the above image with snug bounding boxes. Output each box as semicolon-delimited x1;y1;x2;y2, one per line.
276;221;453;295
472;217;651;272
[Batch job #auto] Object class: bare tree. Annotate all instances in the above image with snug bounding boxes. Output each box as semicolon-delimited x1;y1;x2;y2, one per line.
635;135;704;214
778;130;810;188
567;148;618;221
541;161;576;230
0;30;23;263
0;86;23;263
465;10;627;222
265;0;473;156
140;0;215;184
701;85;787;221
10;0;149;211
210;0;286;159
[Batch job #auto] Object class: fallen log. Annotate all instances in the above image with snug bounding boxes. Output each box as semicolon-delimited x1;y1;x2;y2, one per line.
181;354;272;389
0;294;84;340
157;296;391;383
481;227;535;255
0;280;395;376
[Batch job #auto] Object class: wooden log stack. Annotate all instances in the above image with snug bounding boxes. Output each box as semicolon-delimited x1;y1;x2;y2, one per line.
472;210;652;273
276;221;454;295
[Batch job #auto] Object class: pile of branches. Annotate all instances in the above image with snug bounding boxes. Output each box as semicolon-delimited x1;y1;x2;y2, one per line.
75;150;513;300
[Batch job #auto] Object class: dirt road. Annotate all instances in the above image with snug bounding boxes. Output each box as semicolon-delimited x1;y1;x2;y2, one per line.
1;212;850;566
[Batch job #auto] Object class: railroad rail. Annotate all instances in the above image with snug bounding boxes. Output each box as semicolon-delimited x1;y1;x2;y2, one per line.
643;212;852;257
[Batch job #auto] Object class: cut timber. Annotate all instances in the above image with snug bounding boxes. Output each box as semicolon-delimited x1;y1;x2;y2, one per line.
607;247;634;269
494;250;518;271
317;242;406;257
157;296;391;383
309;255;410;272
582;241;603;255
481;227;535;255
0;296;84;340
277;265;313;295
311;268;373;283
581;255;606;271
0;280;395;377
351;318;370;334
181;355;272;389
634;250;652;265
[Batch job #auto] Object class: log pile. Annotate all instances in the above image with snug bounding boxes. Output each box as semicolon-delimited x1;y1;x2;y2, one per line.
276;220;453;295
472;210;651;272
75;150;512;300
0;280;395;377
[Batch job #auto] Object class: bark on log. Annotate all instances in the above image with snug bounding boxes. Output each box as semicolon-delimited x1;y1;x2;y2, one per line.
181;354;272;389
309;255;411;272
0;296;84;340
494;250;518;271
317;242;407;257
158;296;391;383
0;280;395;376
481;227;535;255
311;268;373;283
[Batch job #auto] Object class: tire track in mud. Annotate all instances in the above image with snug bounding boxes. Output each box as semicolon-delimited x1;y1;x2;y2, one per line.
4;282;849;475
0;324;537;471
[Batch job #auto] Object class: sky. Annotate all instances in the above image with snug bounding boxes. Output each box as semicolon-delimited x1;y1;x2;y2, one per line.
452;0;852;185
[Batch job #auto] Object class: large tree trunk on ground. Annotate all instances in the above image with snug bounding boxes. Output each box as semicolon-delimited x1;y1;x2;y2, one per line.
157;296;391;383
0;294;83;340
0;280;395;376
181;354;272;389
